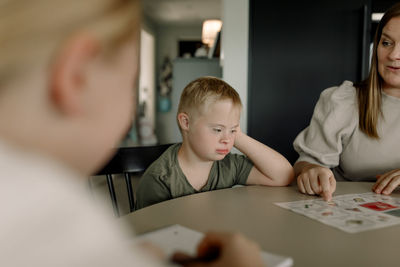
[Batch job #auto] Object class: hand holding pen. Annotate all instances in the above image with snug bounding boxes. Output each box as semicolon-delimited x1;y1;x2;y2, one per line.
171;231;263;267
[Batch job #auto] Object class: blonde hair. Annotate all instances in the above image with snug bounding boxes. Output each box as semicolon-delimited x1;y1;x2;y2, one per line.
177;76;242;128
0;0;140;86
355;2;400;138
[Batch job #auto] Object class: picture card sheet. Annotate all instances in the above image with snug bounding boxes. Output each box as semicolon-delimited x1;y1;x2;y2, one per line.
275;192;400;233
135;224;293;267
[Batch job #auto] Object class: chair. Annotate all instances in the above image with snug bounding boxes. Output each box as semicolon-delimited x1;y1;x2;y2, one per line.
95;143;173;217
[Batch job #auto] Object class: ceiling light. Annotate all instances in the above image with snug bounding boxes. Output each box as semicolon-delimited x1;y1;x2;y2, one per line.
372;13;384;22
202;19;222;48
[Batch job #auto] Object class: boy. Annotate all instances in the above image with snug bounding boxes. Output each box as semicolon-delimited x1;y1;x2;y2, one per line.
136;76;294;209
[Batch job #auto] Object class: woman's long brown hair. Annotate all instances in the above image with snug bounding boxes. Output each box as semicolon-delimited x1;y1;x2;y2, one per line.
355;3;400;138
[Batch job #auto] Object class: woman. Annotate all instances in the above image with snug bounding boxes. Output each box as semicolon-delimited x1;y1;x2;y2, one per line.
293;3;400;201
0;0;262;266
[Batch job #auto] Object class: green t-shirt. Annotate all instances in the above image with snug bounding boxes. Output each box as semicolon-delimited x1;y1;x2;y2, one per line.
135;143;253;209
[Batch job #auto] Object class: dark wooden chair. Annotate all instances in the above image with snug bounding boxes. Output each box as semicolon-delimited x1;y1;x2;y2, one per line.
95;143;173;217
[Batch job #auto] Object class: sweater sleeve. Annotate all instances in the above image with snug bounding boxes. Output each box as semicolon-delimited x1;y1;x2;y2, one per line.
293;81;358;168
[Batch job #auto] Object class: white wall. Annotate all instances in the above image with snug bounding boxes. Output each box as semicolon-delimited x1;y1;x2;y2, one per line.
139;30;155;125
150;0;250;141
122;15;157;146
221;0;249;133
142;14;157;36
155;24;202;79
155;24;202;141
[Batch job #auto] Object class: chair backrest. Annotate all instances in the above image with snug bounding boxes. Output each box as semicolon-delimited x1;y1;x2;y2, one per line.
95;143;173;216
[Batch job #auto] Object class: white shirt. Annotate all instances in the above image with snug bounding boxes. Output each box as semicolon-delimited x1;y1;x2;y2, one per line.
0;140;162;266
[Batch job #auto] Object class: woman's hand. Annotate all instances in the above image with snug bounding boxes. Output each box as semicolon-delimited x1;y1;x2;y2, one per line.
372;169;400;195
295;162;336;201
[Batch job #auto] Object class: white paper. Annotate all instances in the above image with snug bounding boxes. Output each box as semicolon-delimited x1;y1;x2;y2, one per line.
276;192;400;233
135;224;293;267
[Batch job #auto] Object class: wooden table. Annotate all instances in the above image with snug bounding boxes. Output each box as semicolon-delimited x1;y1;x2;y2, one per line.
123;182;400;267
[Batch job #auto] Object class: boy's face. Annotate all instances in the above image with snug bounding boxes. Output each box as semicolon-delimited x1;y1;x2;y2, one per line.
186;99;241;162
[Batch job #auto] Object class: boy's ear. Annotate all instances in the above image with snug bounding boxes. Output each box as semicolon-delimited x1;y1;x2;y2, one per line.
177;112;190;131
49;34;99;116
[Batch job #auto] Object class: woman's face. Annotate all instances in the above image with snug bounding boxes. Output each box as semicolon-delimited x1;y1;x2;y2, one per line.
377;17;400;90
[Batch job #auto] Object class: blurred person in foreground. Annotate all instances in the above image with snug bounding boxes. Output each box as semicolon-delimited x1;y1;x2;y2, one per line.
0;0;262;266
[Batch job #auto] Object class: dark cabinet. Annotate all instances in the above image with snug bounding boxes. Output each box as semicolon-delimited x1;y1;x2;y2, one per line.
248;0;371;163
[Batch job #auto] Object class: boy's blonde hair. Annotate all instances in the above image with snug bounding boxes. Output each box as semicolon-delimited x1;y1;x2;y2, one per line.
177;76;242;129
0;0;140;87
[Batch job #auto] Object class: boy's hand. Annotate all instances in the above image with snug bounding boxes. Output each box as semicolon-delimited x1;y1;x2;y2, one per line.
171;232;263;267
233;126;243;147
297;163;336;201
372;169;400;195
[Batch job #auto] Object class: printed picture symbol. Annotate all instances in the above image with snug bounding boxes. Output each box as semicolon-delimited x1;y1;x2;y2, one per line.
327;201;337;207
321;211;334;216
377;215;390;222
353;198;365;203
384;209;400;217
360;202;397;211
346;219;363;226
345;208;361;212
